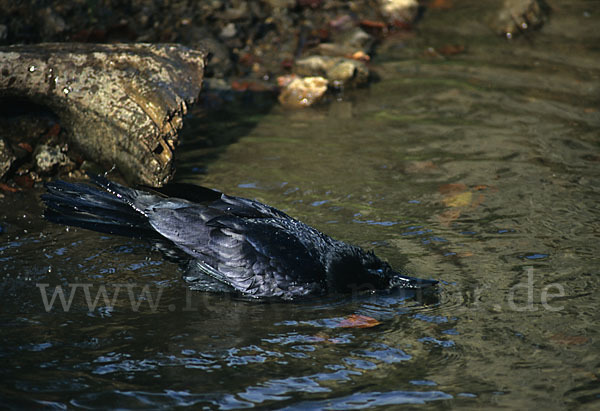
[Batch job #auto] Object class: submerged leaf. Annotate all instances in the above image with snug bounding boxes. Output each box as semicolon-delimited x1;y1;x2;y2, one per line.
443;191;472;207
338;315;381;328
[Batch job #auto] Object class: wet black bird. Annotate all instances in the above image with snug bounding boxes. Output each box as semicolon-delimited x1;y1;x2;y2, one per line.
42;175;437;299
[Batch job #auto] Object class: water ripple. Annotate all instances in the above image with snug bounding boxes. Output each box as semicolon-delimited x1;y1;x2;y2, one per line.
278;389;453;409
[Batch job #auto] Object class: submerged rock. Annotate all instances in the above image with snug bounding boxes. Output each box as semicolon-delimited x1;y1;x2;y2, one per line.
295;55;369;87
494;0;549;38
278;76;328;108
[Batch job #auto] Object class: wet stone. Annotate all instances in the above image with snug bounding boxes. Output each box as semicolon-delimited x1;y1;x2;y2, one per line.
295;55;369;88
278;76;328;109
378;0;419;24
333;27;374;53
0;138;16;179
495;0;549;38
34;144;75;175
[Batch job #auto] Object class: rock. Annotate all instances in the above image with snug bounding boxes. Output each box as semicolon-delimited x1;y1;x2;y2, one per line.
34;144;75;175
316;27;374;58
0;24;7;41
220;23;237;39
378;0;419;24
179;26;233;78
278;76;328;108
327;59;369;87
0;43;206;186
333;27;374;53
0;138;16;179
0;112;56;147
264;0;296;9
494;0;549;38
295;55;369;87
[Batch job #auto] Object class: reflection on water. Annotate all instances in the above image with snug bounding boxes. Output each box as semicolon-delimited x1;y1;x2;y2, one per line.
2;0;600;408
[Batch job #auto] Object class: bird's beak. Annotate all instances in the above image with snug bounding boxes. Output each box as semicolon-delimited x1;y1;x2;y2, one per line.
389;273;438;289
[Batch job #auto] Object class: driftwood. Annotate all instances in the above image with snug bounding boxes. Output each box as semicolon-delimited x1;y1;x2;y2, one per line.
0;43;206;186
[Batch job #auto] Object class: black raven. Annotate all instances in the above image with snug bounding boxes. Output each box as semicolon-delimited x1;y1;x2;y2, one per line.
42;175;437;299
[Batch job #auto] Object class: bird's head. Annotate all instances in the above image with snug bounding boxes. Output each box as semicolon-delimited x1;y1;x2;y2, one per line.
360;250;438;290
326;246;437;293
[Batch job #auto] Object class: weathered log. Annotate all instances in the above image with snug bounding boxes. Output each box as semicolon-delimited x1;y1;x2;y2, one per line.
0;43;206;186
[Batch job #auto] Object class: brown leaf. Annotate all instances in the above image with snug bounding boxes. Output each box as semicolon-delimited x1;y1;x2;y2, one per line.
17;142;33;153
437;44;465;56
46;123;61;137
338;315;381;328
14;175;34;188
359;20;387;29
550;333;590;346
429;0;453;9
438;183;467;196
0;183;20;193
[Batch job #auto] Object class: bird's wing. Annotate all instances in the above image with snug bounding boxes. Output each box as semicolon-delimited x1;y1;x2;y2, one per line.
137;182;223;204
146;203;325;298
142;183;291;220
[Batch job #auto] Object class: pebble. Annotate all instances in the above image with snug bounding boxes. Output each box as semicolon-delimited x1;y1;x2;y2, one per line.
34;144;75;175
278;76;328;108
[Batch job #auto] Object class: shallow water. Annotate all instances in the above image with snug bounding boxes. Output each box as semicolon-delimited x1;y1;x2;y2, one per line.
2;1;600;409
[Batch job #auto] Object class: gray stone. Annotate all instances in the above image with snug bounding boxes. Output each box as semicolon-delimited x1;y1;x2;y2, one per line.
378;0;419;24
495;0;549;38
334;27;374;52
295;55;369;87
34;144;75;175
0;138;16;180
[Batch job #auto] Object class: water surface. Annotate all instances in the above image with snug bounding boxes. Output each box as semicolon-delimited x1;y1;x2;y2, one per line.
1;1;599;409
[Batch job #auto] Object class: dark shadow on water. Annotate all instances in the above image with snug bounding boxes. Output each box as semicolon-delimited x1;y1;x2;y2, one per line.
175;88;278;181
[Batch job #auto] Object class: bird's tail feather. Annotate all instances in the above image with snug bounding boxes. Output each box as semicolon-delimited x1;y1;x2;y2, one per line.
42;176;156;239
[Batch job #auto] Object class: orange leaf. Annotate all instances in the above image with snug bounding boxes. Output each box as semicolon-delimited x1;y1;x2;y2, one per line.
338;315;381;328
18;142;33;153
350;51;370;62
359;20;386;29
0;183;20;193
